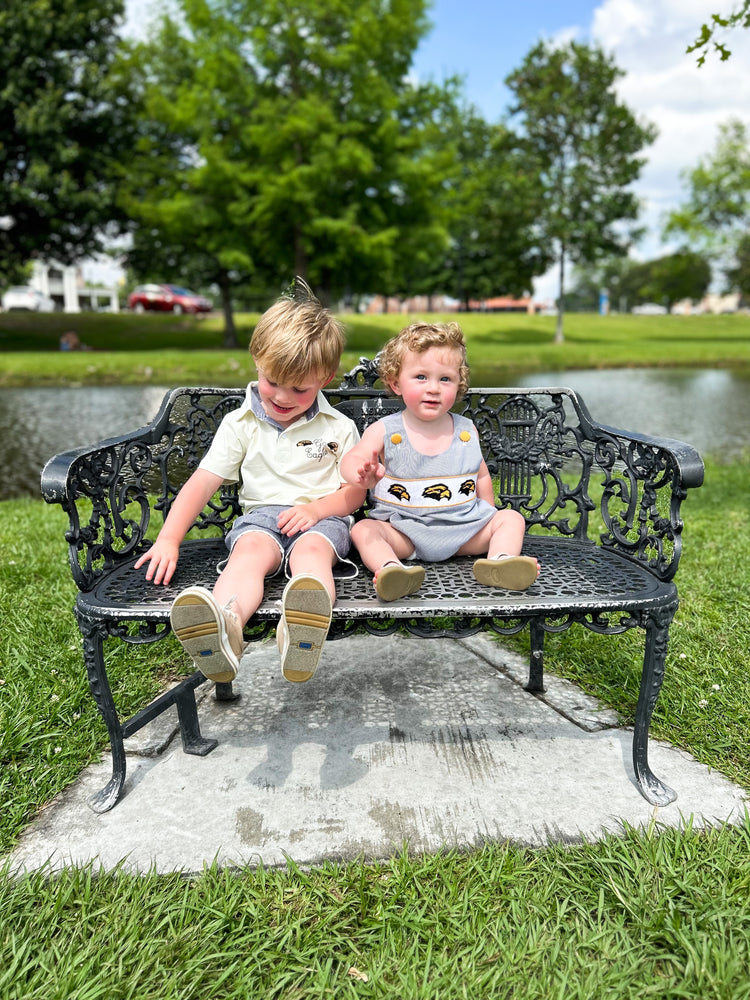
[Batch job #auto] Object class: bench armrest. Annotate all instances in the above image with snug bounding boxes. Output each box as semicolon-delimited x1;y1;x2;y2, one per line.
573;391;704;581
41;387;244;591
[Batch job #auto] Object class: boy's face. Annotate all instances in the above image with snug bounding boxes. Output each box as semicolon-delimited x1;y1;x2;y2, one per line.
255;368;332;428
389;346;461;422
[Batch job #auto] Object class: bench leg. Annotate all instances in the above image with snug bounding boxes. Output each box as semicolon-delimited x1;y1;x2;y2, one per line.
77;612;127;814
526;620;546;693
633;603;678;806
174;685;218;756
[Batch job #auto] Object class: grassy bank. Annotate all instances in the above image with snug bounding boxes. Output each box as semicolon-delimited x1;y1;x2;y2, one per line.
1;457;749;996
4;822;750;999
1;310;749;386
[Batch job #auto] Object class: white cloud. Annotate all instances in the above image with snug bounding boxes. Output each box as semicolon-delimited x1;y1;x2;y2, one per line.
593;0;750;205
534;0;750;300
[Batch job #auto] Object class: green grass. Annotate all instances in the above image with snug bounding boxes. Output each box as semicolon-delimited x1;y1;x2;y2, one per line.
1;311;749;386
3;822;750;999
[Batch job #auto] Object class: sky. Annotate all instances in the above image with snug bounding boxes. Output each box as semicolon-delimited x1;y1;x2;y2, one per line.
108;0;750;301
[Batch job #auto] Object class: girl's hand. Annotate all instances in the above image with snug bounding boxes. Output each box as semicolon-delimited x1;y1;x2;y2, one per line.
355;451;385;489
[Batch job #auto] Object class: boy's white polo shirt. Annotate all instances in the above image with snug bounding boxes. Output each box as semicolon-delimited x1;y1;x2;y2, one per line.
198;382;360;513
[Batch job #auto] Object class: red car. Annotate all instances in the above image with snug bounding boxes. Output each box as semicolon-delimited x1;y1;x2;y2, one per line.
128;283;212;314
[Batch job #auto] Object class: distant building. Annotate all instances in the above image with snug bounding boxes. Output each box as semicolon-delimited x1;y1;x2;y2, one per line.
699;292;740;314
364;293;538;314
364;294;459;314
464;296;536;314
31;261;120;313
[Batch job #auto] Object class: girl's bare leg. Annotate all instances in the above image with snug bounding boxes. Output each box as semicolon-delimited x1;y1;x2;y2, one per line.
351;519;416;575
458;509;539;590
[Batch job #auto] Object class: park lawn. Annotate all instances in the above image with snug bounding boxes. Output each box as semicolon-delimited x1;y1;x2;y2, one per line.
1;457;749;999
1;310;750;386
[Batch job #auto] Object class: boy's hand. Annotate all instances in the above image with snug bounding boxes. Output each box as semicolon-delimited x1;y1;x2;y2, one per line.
134;537;180;586
277;504;321;536
354;451;385;489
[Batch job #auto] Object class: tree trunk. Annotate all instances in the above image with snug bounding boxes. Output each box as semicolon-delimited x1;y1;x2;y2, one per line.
219;271;238;350
555;249;565;345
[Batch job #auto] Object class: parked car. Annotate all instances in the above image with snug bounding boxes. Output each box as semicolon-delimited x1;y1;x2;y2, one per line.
127;283;212;314
1;286;56;312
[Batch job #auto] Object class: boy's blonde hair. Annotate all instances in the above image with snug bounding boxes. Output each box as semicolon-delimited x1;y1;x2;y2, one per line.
378;321;470;398
250;278;345;384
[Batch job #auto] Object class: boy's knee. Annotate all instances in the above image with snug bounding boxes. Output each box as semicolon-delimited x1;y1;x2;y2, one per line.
291;532;335;562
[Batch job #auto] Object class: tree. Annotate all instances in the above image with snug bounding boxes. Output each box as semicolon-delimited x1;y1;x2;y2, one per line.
725;231;750;298
665;118;750;289
688;2;750;65
118;0;458;340
0;0;133;284
436;112;551;308
643;252;712;309
505;41;657;342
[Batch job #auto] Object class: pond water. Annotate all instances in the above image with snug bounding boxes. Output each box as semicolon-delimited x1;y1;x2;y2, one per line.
3;368;749;501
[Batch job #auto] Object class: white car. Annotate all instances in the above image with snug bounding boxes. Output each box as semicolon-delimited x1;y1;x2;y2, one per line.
631;302;668;315
1;286;56;312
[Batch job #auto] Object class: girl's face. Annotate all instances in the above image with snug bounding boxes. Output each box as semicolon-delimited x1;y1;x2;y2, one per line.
255;369;331;428
389;346;461;422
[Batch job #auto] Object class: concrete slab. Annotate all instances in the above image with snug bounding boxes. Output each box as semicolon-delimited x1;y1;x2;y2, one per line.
7;634;747;875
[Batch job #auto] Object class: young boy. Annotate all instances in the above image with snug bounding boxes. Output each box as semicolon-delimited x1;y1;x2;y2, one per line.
340;321;539;601
135;280;367;683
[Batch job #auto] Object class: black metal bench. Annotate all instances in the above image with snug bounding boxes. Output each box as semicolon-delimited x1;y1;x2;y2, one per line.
41;357;704;812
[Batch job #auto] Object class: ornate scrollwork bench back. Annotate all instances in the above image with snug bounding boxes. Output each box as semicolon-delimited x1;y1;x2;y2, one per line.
40;355;704;813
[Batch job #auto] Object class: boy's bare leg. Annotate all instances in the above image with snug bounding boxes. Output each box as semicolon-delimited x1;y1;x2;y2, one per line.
213;531;282;624
351;519;416;575
456;507;528;559
288;532;338;601
170;531;282;682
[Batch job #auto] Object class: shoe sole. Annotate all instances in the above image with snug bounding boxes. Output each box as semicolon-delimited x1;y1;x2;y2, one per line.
472;556;538;592
279;576;332;683
375;564;425;602
170;588;239;682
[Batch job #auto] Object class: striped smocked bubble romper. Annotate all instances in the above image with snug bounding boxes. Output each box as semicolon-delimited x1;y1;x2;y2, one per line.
365;411;497;561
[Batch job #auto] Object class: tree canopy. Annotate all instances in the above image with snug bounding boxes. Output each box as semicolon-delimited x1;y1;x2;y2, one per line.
505;40;657;342
116;0;465;340
0;0;133;283
665;118;750;293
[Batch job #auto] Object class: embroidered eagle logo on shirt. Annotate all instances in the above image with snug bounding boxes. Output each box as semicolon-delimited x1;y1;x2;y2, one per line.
296;438;339;462
388;483;411;501
459;479;476;496
422;483;452;501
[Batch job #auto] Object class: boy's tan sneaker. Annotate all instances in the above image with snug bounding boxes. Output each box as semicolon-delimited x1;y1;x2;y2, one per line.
170;586;244;682
277;575;332;683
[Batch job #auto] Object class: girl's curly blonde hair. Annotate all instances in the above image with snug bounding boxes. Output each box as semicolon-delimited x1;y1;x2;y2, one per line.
378;321;470;398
